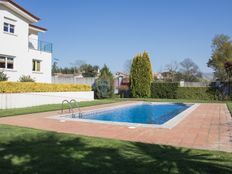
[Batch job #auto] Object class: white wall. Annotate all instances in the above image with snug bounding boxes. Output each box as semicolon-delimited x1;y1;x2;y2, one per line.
28;30;39;49
0;92;94;109
52;76;96;86
28;49;52;83
0;5;52;83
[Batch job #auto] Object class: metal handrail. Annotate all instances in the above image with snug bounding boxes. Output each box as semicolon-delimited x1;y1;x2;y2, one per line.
28;38;53;53
70;99;83;118
61;100;75;118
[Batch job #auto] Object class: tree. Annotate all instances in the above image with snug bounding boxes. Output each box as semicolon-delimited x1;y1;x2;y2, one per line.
79;64;99;77
130;51;153;98
74;60;86;68
123;59;132;74
180;58;202;82
52;61;59;75
71;60;86;74
93;65;114;98
52;61;99;76
165;61;179;82
207;34;232;81
0;71;8;81
225;61;232;78
60;67;75;74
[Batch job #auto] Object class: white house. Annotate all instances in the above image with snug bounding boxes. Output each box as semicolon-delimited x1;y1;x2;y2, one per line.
0;0;52;83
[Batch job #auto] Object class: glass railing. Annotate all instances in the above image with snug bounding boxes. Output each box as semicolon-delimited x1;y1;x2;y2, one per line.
28;38;53;53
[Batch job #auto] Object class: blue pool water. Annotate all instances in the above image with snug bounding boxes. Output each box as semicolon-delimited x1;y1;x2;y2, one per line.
80;104;190;125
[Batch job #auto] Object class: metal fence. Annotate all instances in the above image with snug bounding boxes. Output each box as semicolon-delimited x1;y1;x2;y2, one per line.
28;38;53;53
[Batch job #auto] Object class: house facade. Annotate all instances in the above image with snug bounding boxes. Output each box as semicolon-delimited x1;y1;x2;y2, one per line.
0;0;52;83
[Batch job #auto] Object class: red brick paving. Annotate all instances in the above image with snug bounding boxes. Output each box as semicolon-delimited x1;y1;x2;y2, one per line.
0;102;231;152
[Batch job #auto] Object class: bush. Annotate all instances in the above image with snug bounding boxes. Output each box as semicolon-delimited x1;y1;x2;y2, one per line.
151;82;217;100
19;75;35;82
130;52;153;98
93;65;114;99
0;82;91;93
0;71;8;81
151;82;179;99
176;87;216;100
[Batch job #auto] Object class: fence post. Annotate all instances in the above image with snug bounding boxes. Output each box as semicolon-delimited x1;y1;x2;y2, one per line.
180;80;184;87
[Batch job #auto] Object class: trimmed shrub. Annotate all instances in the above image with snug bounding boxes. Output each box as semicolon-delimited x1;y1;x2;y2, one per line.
176;87;216;100
151;82;179;99
19;75;35;82
0;71;8;81
0;82;91;93
130;52;153;98
151;82;217;100
93;65;114;99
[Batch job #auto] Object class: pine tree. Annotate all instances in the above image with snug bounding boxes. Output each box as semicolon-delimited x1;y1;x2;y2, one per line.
93;65;114;98
130;51;153;98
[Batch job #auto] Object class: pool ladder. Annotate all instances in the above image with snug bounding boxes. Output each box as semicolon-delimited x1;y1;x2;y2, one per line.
61;99;83;118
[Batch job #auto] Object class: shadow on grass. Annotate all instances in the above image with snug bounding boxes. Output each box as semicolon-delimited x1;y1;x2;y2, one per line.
0;132;232;174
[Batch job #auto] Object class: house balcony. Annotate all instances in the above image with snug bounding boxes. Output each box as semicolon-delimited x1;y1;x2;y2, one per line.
28;38;53;53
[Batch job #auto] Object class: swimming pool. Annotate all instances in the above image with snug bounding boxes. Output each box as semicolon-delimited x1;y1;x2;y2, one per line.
68;103;192;125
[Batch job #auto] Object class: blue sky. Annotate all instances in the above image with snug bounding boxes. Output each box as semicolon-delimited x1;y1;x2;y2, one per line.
18;0;232;73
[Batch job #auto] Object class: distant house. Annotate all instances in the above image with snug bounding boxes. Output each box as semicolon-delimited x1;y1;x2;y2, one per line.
154;72;163;80
114;72;129;94
0;0;52;82
115;72;129;86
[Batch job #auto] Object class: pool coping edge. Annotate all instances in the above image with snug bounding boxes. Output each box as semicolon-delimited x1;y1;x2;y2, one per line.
47;102;200;129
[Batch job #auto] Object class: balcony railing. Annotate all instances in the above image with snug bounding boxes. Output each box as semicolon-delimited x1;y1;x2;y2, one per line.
28;38;53;53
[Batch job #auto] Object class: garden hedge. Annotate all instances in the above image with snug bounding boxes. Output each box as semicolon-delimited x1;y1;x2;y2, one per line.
176;87;216;100
151;82;179;99
151;82;217;100
0;82;91;93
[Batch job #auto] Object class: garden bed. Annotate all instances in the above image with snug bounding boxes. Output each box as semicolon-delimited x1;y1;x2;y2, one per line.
0;82;91;93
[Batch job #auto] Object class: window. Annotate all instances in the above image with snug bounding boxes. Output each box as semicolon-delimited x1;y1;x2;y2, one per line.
10;24;15;33
0;56;14;69
0;57;5;68
7;58;14;69
3;23;8;32
3;22;15;34
32;60;41;72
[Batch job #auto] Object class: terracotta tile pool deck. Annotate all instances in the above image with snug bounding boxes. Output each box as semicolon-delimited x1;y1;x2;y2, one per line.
0;102;232;152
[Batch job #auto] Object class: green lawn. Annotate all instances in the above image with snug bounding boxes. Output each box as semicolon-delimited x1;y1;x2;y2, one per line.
0;125;231;174
0;99;125;117
0;98;228;118
227;102;232;114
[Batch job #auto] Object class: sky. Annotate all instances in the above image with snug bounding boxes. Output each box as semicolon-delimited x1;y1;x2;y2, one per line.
17;0;232;73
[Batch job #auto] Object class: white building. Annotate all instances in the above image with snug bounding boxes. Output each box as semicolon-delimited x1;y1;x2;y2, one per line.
0;0;52;83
